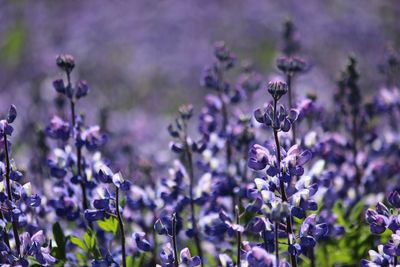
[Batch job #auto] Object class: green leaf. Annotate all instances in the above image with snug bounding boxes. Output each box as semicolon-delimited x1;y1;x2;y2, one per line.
120;197;127;208
126;256;134;267
333;201;348;228
84;231;93;249
70;236;88;252
76;252;87;265
133;254;146;267
348;198;366;223
206;253;217;266
98;217;119;234
52;222;67;261
83;229;101;259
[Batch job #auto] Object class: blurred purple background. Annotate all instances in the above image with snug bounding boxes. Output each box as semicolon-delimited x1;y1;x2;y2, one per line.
0;0;399;160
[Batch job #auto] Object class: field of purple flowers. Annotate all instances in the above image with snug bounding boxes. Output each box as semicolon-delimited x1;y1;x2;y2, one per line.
1;2;400;267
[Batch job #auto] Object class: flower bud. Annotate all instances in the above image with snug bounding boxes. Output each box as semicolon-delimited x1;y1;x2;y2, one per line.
267;80;288;100
214;41;230;61
7;105;17;124
276;56;307;74
75;80;89;99
53;79;66;94
178;104;193;120
56;54;75;73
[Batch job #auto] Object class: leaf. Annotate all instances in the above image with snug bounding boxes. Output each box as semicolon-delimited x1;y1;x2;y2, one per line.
126;256;135;267
76;252;87;265
83;229;101;259
120;197;126;208
52;222;67;261
333;201;348;228
70;236;88;252
83;231;92;249
98;217;119;234
84;229;96;251
348;198;366;223
132;254;146;267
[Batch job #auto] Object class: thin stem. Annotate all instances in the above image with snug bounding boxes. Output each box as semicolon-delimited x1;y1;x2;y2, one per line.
238;140;250;212
309;247;316;267
242;140;249;184
352;112;360;190
185;147;204;265
3;133;21;257
220;94;232;165
235;205;241;267
286;73;296;145
67;71;90;227
172;213;179;267
272;98;297;267
115;186;126;267
217;63;232;166
262;230;268;251
275;221;280;266
151;218;158;266
183;123;203;266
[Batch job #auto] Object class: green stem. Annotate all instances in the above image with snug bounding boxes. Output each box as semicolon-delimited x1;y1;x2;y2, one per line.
310;247;316;267
235;205;241;267
172;213;179;267
115;186;126;267
275;221;280;266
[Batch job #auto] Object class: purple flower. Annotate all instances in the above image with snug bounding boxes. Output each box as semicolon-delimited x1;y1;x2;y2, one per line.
6;105;17;124
53;79;66;94
133;232;152;252
75;80;90;99
45;116;71;141
361;246;391;267
180;247;201;267
84;209;105;222
365;209;388;235
245;247;275;267
388;190;400;209
299;214;328;248
383;231;400;256
248;144;270;171
20;231;56;266
81;126;107;151
159;243;175;266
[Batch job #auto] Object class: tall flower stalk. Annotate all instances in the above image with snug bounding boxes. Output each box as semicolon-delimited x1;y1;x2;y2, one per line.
54;54;91;226
252;80;300;267
336;56;362;192
168;104;203;265
3;128;21;257
182;116;204;266
271;101;297;267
